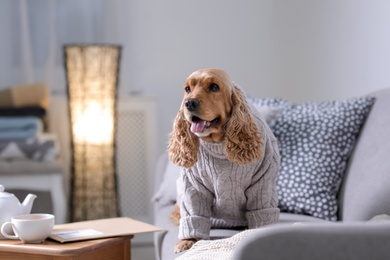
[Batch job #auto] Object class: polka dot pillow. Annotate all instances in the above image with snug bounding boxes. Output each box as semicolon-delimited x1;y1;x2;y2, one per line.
247;97;293;129
249;96;375;221
248;96;292;107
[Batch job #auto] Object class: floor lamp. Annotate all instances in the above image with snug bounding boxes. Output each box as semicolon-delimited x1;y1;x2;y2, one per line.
64;44;121;221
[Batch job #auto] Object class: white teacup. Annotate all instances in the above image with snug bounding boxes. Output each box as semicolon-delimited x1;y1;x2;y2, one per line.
1;214;54;243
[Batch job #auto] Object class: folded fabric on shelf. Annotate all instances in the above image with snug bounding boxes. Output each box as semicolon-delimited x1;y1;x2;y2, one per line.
0;133;59;161
0;83;49;109
0;106;46;119
0;117;43;139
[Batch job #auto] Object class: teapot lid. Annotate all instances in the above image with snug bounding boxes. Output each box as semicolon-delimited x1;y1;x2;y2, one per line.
0;184;13;198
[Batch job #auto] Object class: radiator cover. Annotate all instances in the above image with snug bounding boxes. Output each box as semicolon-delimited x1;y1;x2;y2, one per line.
116;97;157;225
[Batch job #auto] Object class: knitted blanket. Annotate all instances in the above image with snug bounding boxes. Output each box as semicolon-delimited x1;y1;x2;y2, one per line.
175;229;257;260
175;215;390;260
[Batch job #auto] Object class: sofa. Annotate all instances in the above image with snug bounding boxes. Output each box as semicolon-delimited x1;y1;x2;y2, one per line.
153;86;390;260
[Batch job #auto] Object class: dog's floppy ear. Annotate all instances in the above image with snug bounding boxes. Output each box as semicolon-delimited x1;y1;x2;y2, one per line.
168;108;199;168
223;85;263;164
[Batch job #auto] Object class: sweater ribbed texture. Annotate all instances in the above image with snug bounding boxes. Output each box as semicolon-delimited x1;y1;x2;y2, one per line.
177;105;280;240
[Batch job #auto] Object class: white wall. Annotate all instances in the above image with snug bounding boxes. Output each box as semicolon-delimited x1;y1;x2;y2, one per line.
119;0;390;155
122;0;276;155
2;0;390;157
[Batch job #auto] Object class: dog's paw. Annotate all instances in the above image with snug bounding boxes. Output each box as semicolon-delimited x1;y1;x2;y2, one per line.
174;239;198;253
170;203;181;226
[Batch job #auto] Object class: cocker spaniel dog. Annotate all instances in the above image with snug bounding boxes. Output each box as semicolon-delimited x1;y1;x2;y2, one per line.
168;68;280;253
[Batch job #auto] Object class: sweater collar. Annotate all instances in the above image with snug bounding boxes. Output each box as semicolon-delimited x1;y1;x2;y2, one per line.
200;139;226;159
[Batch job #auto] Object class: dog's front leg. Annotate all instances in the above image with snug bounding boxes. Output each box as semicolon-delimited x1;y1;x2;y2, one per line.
171;204;199;253
170;203;181;226
174;238;198;253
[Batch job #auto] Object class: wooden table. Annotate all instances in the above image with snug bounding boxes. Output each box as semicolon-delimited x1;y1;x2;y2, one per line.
0;217;163;260
0;235;134;260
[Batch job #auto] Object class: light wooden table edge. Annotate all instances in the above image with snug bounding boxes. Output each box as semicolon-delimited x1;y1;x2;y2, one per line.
0;235;134;256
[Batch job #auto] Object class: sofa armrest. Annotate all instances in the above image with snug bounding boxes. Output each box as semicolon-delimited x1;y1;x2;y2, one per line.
233;222;390;260
154;153;169;194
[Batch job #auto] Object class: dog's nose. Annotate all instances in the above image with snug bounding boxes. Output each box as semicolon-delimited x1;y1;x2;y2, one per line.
185;98;200;111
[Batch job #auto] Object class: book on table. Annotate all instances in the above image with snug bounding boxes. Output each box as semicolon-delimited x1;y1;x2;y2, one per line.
49;217;164;243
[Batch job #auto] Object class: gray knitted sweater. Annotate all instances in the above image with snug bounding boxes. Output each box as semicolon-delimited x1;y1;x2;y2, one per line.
177;106;280;240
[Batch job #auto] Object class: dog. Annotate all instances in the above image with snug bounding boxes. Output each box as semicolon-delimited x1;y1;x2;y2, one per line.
168;68;280;253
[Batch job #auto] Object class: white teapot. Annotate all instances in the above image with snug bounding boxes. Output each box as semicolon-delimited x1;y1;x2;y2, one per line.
0;184;37;239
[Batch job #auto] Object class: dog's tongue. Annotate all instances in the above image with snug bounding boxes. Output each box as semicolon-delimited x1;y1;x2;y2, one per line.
191;120;209;133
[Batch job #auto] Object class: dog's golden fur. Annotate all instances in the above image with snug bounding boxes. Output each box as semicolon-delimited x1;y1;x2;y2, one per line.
167;68;263;253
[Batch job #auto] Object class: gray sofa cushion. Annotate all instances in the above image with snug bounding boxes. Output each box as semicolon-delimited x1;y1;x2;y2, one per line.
339;87;390;221
233;222;390;260
152;157;180;206
279;212;327;223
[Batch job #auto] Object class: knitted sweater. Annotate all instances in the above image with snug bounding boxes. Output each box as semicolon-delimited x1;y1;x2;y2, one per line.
177;105;280;240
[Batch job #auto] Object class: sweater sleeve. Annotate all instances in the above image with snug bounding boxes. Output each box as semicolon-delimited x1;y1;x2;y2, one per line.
245;139;280;228
177;167;214;240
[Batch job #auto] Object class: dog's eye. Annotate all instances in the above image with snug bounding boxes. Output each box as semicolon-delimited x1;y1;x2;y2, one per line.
209;83;219;92
185;86;191;93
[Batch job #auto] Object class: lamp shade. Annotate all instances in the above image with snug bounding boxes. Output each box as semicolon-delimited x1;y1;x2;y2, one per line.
64;44;121;221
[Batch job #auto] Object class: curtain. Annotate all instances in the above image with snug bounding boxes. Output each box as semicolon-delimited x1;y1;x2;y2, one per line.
0;0;128;93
